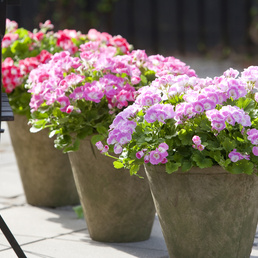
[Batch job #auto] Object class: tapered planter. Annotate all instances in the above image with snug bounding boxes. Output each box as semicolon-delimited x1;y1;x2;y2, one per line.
68;137;156;242
8;114;79;207
144;164;258;258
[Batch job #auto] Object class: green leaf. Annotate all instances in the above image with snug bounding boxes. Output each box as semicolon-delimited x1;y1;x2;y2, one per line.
144;70;156;82
236;97;255;112
73;205;84;219
252;118;258;128
130;164;140;175
172;152;184;163
227;159;253;175
144;136;152;142
140;74;147;85
224;159;232;167
96;124;108;135
91;134;105;145
207;150;223;163
166;162;181;174
199;118;211;131
222;138;236;152
236;136;244;142
113;160;124;169
192;152;213;168
81;126;93;137
31;110;49;119
63;138;80;153
181;160;192;172
77;126;94;139
206;140;221;150
178;129;193;145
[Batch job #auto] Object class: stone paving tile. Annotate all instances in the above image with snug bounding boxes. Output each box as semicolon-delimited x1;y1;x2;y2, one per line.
0;205;87;249
0;173;24;199
54;216;168;255
0;232;43;253
251;249;258;258
0;248;42;258
19;237;169;258
0;208;169;258
0;195;26;208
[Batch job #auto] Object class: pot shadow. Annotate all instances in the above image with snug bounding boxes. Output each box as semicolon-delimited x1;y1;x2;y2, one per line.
40;205;87;232
44;207;168;258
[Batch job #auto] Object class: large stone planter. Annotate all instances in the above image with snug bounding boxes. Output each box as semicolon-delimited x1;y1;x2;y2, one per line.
68;137;156;242
144;164;258;258
8;114;79;207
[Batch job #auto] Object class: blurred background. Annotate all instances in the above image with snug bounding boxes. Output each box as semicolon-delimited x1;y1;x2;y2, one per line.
6;0;258;65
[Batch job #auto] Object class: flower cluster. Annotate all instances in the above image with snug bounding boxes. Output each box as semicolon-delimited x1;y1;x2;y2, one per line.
1;19;132;117
2;50;52;93
28;48;139;114
27;38;196;152
2;19;88;116
99;66;258;175
192;136;204;151
27;45;141;151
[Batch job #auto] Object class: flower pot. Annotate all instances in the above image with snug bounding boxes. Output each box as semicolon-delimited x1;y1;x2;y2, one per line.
7;114;79;207
144;165;258;258
68;137;156;242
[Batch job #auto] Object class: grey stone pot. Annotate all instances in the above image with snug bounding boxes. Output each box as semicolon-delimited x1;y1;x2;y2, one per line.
8;114;79;207
144;164;258;258
68;137;156;242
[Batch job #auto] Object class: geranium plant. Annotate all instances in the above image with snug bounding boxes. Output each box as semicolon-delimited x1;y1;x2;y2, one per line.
2;19;131;118
98;67;258;175
27;41;195;152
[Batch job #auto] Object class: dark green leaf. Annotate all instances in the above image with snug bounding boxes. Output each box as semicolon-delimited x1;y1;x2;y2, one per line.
227;159;253;175
91;134;105;145
222;138;236;152
96;124;108;134
192;152;213;168
166;162;181;174
181;160;192;172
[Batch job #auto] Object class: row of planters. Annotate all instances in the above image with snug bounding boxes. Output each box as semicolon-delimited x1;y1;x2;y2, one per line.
3;19;258;257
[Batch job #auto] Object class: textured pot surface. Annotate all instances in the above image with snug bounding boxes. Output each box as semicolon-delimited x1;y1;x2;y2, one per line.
8;114;79;207
144;165;258;258
68;137;155;242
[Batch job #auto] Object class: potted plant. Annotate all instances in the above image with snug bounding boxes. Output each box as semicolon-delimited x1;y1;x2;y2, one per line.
27;39;196;242
99;67;258;256
2;19;88;207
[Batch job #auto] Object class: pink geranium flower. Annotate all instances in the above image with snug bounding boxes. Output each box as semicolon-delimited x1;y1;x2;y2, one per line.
252;146;258;156
149;150;165;165
192;136;201;146
228;149;249;162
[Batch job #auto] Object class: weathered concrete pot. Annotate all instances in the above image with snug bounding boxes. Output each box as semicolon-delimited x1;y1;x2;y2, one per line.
144;164;258;258
8;114;79;207
68;137;156;242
